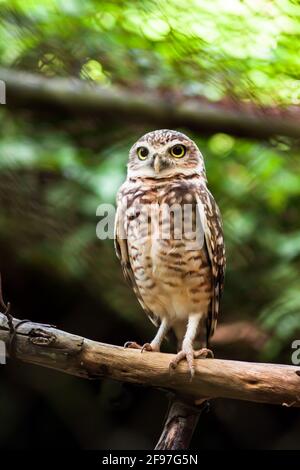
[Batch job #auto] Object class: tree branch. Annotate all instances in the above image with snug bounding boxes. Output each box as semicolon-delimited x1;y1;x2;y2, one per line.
0;312;299;408
1;67;300;140
155;398;207;450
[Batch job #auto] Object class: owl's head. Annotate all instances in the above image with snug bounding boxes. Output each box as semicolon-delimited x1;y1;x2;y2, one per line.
127;129;206;180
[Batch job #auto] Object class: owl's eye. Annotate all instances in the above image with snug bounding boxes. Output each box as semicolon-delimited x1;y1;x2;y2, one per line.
170;144;186;158
137;147;149;160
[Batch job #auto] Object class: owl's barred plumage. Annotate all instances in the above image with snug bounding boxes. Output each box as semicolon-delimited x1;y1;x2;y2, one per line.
115;129;225;376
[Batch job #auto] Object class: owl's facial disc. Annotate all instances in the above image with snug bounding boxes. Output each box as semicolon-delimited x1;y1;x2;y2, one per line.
127;129;206;179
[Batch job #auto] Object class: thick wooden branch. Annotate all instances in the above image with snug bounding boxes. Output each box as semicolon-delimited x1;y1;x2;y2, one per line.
155;399;205;450
0;312;299;408
1;67;300;139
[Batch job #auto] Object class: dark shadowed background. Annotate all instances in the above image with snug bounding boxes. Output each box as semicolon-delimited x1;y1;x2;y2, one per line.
1;0;300;450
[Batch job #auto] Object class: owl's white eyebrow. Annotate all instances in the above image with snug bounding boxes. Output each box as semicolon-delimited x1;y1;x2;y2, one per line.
133;140;188;153
168;141;186;147
134;142;148;149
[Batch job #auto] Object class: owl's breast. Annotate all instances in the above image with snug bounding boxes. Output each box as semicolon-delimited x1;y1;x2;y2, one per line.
125;186;212;320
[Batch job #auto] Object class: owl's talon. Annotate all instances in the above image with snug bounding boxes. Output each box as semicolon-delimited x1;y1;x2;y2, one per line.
124;341;142;350
189;367;195;381
186;351;195;380
141;343;153;353
124;341;157;352
169;354;195;379
194;348;214;359
169;346;213;379
169;349;194;377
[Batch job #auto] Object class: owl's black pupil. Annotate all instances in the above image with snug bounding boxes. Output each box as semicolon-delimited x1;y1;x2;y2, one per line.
139;147;148;157
173;146;182;155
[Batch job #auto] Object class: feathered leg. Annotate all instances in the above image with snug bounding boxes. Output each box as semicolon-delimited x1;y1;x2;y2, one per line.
170;313;213;378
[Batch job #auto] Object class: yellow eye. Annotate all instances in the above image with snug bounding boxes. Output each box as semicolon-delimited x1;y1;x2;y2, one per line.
137;147;149;160
170;144;186;158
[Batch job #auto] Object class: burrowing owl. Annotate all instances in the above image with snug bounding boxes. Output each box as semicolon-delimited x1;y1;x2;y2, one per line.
115;129;225;376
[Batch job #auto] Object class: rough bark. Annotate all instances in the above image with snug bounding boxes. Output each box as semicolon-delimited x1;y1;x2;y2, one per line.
155;398;207;450
0;312;299;408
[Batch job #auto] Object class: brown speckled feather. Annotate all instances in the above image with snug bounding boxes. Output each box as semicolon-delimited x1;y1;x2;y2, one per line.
195;187;225;339
114;194;160;326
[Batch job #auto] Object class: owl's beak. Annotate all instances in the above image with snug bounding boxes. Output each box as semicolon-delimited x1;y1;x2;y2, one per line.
152;154;161;174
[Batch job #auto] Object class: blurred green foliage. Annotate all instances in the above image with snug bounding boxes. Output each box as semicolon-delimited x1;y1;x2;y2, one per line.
1;0;300;104
1;0;300;360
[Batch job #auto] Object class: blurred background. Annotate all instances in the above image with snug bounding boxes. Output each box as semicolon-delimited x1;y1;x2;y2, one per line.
1;0;300;450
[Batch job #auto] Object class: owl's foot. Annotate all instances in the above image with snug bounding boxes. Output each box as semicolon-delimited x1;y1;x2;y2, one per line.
194;347;214;359
169;346;214;379
141;342;157;352
123;341;158;352
169;345;195;378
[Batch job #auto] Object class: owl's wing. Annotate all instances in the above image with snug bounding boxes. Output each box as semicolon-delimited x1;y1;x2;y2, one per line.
195;187;226;339
114;204;159;327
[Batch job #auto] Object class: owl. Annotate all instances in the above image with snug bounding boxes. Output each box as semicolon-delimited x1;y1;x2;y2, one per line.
115;129;225;377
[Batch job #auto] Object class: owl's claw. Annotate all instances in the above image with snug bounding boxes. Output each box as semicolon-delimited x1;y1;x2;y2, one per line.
169;347;214;380
141;342;153;353
124;341;155;353
169;348;195;379
194;347;214;359
123;341;142;350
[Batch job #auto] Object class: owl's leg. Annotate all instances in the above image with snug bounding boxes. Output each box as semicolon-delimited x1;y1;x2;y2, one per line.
141;317;170;352
170;313;209;378
124;318;169;353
